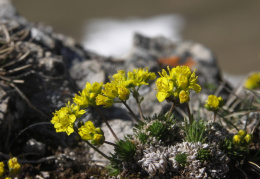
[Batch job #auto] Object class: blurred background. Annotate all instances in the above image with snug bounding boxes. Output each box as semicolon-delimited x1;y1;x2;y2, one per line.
13;0;260;82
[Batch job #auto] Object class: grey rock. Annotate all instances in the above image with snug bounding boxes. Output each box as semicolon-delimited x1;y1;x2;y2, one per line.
70;59;105;90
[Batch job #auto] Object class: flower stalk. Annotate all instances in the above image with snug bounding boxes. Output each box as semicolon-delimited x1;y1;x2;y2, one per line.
185;102;193;124
84;140;111;160
121;100;140;123
95;106;119;141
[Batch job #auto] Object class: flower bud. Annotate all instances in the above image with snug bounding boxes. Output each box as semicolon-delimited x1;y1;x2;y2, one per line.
118;86;130;101
179;90;189;104
91;133;105;146
238;130;247;137
232;135;241;145
244;134;252;144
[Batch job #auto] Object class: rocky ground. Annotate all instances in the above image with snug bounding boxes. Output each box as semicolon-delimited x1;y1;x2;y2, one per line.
0;0;259;178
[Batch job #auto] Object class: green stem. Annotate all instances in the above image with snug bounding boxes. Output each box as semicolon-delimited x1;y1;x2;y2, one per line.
186;102;193;124
85;140;111;160
121;100;140;123
168;102;175;120
95;107;119;141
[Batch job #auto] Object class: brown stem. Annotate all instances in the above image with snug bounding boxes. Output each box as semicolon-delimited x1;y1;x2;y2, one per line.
168;102;175;120
213;112;216;123
121;100;140;123
185;102;193;124
134;97;145;122
104;141;118;147
95;107;119;141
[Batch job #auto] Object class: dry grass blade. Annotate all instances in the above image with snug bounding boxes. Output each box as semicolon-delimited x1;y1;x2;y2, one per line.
214;79;226;96
1;51;30;68
0;24;10;43
4;64;32;75
224;109;260;118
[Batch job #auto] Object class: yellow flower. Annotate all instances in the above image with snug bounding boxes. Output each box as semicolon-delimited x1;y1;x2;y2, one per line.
8;157;21;175
96;94;114;108
91;133;105;146
238;130;247;137
127;67;156;87
155;77;175;102
51;101;85;135
0;162;4;177
102;82;118;99
155;66;201;103
111;70;134;87
204;95;223;112
118;85;130;100
170;66;191;79
5;177;11;179
188;70;202;93
78;121;105;145
179;90;190;104
73;82;103;108
177;74;189;89
232;135;241;145
244;134;252;144
244;72;260;89
78;121;96;141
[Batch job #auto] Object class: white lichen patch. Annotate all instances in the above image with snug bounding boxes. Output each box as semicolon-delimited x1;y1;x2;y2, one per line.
138;145;168;176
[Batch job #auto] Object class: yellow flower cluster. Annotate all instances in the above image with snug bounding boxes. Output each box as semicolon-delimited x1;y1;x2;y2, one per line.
155;66;201;103
244;72;260;90
233;130;252;146
96;68;156;107
51;101;86;135
0;157;21;177
7;157;21;175
51;67;155;142
204;95;224;112
78;121;105;145
73;82;103;108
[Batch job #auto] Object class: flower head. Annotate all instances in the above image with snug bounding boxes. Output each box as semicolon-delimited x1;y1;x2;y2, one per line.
73;82;103;108
244;72;260;89
118;85;130;100
244;134;252;144
232;135;241;146
127;67;156;87
0;162;4;177
51;101;85;135
96;94;114;108
204;95;224;112
97;68;155;107
155;77;174;102
155;66;201;103
78;121;105;145
92;133;106;146
238;130;247;138
8;157;21;175
179;90;190;104
233;130;252;146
